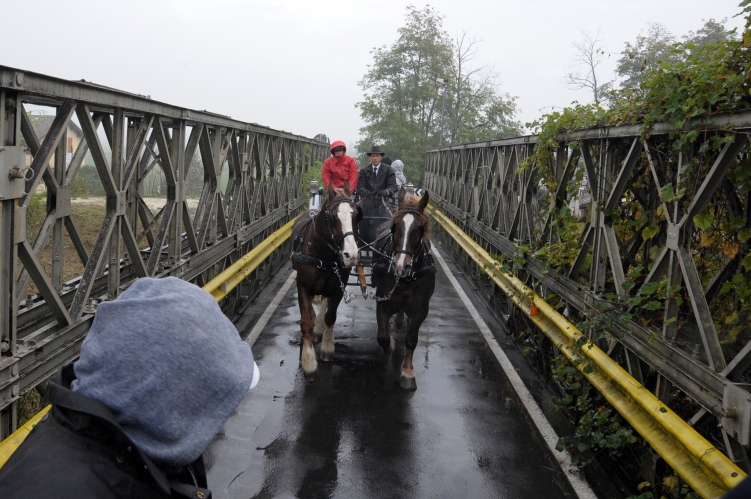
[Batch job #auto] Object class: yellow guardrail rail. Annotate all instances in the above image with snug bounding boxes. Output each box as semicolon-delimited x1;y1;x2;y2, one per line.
0;405;51;468
429;206;746;499
0;217;296;469
203;219;295;303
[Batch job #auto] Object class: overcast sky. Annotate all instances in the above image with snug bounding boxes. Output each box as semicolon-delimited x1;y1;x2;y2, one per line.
3;0;746;152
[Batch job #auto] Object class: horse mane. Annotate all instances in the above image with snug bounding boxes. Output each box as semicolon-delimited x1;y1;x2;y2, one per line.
393;196;430;241
321;188;349;204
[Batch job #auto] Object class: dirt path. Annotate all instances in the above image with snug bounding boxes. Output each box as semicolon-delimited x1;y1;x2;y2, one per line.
71;196;199;212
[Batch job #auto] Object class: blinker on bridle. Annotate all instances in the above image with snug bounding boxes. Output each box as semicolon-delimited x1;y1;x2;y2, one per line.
319;196;357;254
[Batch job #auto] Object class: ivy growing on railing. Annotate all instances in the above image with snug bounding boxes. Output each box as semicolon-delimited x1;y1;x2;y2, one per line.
485;4;751;494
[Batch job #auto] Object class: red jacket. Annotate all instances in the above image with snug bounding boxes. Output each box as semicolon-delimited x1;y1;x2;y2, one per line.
322;140;358;193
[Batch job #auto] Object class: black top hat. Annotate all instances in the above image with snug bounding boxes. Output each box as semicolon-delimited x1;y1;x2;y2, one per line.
366;146;385;156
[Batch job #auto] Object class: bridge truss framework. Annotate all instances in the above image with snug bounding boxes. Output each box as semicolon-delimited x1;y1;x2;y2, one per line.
0;65;328;438
425;116;751;473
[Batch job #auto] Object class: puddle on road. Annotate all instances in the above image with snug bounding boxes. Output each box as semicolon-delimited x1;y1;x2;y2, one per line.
227;336;299;498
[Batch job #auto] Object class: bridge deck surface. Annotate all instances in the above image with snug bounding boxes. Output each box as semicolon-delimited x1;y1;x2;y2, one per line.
205;244;582;499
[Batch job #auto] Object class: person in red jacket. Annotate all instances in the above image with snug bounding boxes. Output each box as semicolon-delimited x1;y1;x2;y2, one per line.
322;140;358;193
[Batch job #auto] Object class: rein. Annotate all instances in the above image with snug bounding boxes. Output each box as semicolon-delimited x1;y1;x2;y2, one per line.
315;197;357;255
292;195;357;269
374;207;435;281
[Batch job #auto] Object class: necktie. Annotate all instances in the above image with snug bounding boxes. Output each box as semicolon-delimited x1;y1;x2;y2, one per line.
373;167;378;176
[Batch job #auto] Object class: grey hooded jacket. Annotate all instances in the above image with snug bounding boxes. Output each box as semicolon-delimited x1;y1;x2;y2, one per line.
0;277;258;498
392;160;408;188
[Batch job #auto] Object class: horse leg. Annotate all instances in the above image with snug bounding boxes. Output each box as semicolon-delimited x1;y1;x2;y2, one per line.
394;311;407;330
313;296;327;343
297;283;318;381
400;309;427;391
376;302;395;354
320;293;342;362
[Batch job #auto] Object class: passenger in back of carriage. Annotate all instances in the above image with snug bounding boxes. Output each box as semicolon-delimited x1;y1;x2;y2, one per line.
0;277;260;499
391;159;408;189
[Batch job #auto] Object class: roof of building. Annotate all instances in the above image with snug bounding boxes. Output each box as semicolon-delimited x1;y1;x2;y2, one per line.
30;115;84;141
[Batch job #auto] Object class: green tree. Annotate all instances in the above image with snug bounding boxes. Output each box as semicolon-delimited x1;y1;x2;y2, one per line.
356;5;521;186
616;23;678;91
615;19;737;93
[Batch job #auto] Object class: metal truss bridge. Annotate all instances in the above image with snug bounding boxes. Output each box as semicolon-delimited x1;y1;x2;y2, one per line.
1;65;750;498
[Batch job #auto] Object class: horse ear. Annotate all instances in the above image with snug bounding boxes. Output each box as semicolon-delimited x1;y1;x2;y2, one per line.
343;179;351;196
327;180;336;199
418;190;429;211
397;186;406;205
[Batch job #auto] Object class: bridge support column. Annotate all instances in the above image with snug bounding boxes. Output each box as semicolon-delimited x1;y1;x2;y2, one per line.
0;90;21;438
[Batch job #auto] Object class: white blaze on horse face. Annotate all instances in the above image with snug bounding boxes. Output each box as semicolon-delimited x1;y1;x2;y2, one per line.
336;202;358;266
395;214;415;274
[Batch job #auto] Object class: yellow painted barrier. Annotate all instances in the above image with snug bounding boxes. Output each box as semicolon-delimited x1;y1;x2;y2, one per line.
0;405;51;468
203;219;295;302
429;207;746;499
0;216;296;468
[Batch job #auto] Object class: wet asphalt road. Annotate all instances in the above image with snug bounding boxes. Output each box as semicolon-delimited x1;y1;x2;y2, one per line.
205;247;580;499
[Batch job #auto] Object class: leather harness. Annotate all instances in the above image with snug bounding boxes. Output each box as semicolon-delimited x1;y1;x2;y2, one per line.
292;197;357;269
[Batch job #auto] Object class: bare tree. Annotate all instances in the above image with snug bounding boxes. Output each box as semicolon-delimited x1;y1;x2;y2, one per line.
564;30;612;105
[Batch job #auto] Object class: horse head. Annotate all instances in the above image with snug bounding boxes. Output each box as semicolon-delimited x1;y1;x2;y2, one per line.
323;180;359;267
391;187;430;277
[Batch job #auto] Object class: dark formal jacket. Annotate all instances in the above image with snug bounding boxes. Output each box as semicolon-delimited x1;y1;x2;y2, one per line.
356;163;398;198
0;365;211;499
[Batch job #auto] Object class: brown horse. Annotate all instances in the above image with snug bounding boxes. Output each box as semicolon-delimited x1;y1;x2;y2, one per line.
291;181;360;381
371;188;435;390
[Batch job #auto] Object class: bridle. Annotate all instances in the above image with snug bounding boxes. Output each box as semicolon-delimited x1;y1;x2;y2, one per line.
391;207;428;261
315;196;358;257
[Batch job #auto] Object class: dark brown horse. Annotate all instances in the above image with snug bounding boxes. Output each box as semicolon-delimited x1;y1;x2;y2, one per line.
371;188;435;390
291;181;360;381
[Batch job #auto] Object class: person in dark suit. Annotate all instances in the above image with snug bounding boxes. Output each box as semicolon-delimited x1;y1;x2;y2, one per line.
356;146;398;200
356;146;399;217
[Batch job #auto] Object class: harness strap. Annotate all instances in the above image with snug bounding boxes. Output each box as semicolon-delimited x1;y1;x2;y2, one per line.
372;260;436;281
291;252;340;269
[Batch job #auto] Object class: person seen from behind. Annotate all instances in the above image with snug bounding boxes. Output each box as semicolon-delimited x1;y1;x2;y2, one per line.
322;140;358;193
0;277;260;499
391;159;408;189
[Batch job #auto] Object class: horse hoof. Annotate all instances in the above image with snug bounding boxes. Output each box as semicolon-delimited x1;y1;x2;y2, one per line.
305;373;316;382
320;351;333;362
399;376;417;391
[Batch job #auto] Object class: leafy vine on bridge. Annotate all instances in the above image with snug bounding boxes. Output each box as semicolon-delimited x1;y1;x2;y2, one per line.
502;2;751;494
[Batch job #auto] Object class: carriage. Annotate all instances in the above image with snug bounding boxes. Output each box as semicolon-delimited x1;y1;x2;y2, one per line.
353;192;397;294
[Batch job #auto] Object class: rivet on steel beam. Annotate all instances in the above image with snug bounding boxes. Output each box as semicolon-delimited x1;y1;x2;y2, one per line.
0;341;8;353
11;364;18;377
83;298;98;315
12;384;19;397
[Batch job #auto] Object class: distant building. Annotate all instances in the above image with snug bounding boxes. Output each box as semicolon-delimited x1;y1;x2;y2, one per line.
25;115;85;168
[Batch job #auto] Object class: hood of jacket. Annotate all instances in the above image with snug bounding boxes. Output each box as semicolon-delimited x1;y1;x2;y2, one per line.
329;140;346;153
391;160;404;172
72;277;257;467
